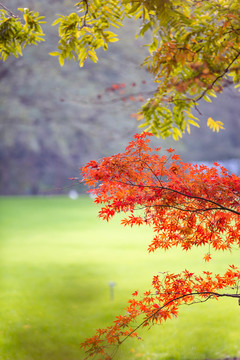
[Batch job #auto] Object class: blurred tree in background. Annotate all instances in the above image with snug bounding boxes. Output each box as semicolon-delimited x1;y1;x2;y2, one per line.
0;0;150;194
0;0;240;195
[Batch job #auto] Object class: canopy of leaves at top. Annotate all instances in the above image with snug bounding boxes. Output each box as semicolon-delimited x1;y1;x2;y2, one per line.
1;0;240;138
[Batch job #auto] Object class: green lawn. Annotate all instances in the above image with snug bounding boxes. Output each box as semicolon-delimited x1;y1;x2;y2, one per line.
0;196;239;360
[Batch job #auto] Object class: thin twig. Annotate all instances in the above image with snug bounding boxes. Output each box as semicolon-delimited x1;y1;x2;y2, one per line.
195;51;240;102
0;2;17;18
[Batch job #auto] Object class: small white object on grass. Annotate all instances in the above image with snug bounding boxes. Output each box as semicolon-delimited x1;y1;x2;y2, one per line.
68;190;79;200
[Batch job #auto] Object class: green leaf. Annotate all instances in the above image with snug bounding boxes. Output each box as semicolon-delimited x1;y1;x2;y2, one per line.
184;111;199;121
49;51;60;56
188;119;200;127
52;17;63;26
88;49;98;63
59;54;64;66
203;95;212;103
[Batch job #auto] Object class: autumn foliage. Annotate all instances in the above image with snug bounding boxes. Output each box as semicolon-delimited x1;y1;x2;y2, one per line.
1;1;240;138
79;132;240;359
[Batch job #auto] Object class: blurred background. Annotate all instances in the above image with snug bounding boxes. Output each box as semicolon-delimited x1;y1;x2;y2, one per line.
1;3;240;360
1;0;240;195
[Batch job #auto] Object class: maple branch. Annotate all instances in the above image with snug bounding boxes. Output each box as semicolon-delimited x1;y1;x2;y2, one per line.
160;184;240;216
119;291;240;346
140;204;224;213
107;177;240;216
135;158;239;214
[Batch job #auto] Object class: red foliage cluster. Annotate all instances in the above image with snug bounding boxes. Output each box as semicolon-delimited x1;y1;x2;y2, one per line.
82;132;240;259
81;267;239;359
79;133;240;359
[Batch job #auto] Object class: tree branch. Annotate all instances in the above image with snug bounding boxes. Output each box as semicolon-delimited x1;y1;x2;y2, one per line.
195;50;240;102
119;291;240;346
0;2;17;18
101;177;240;216
78;0;91;30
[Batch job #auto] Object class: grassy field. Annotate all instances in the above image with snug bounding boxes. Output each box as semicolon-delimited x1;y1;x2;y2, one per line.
0;196;239;360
